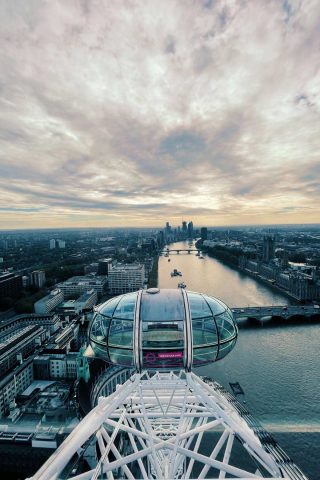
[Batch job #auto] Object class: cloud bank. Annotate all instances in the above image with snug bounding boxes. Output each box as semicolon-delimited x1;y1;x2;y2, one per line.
0;0;319;228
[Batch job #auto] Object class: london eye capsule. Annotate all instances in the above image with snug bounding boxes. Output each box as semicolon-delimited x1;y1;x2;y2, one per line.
88;288;238;371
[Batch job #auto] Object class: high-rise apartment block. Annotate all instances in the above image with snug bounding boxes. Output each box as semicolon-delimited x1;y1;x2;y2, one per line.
49;239;66;249
108;264;145;294
31;270;46;289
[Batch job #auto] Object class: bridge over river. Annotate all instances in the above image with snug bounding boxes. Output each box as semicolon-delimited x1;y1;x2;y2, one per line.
232;305;319;321
160;248;202;254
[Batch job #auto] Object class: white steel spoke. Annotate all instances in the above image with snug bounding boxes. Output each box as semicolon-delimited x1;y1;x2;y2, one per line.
137;382;163;478
219;432;235;479
95;430;114;480
198;429;230;479
168;384;188;478
126;428;149;480
93;409;126;480
100;427;135;480
184;428;204;479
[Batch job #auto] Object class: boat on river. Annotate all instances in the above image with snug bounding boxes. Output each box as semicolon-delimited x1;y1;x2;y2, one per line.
171;269;182;277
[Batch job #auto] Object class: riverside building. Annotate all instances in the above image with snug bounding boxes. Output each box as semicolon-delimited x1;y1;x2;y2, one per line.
108;264;145;294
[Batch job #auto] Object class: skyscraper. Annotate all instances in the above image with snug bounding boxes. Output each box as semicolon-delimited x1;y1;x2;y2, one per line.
164;222;172;241
182;221;187;234
200;227;208;241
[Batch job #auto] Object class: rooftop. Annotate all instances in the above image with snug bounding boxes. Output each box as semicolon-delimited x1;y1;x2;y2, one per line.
110;263;144;271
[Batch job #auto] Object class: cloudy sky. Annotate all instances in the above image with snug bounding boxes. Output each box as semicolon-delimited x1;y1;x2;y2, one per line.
0;0;319;229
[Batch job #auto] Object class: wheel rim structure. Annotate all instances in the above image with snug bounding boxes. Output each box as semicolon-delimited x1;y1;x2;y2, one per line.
28;370;308;480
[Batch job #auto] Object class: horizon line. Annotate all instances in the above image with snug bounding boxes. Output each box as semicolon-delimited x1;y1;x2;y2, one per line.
0;222;320;233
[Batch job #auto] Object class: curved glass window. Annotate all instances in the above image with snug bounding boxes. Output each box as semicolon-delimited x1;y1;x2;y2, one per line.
193;346;218;365
141;289;185;321
113;293;137;319
91;342;109;360
203;295;226;315
215;311;237;340
108;347;133;366
108;319;133;347
90;313;110;344
217;338;237;360
142;320;184;348
192;316;218;346
89;292;137;367
99;295;122;317
188;292;211;318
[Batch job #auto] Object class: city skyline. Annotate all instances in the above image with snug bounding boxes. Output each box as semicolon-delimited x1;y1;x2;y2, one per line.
1;1;320;229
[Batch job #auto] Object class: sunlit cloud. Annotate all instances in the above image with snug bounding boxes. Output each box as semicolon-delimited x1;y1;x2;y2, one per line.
0;0;319;229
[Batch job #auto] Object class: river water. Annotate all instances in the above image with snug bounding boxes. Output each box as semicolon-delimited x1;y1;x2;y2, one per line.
158;241;320;479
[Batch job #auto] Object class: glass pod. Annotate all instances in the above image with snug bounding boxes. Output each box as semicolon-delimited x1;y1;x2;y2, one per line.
89;288;238;371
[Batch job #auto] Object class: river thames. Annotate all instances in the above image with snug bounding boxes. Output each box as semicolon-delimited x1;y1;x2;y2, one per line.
158;241;320;479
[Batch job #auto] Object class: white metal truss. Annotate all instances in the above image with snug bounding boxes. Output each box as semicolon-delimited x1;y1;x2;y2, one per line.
28;371;308;480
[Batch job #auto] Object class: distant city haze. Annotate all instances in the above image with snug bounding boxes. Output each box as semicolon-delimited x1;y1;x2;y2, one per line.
0;1;320;229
